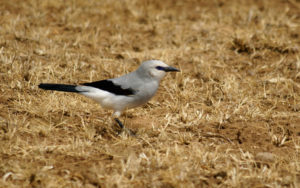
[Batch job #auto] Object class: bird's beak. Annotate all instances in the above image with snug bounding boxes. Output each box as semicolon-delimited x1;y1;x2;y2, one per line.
164;66;180;72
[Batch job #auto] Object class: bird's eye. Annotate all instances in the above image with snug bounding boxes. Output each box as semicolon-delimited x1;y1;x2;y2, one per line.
155;66;165;71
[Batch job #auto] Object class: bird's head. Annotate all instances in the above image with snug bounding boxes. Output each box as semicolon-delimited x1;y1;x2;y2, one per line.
137;60;180;81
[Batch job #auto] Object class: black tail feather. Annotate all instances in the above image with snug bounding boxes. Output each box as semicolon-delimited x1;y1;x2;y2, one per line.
38;83;79;93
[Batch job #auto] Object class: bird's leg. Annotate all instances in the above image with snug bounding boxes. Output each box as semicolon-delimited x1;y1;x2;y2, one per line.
114;118;135;136
113;111;124;129
113;111;136;136
114;118;124;129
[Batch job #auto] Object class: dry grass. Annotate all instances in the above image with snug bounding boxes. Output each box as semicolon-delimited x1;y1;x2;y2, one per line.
1;0;300;187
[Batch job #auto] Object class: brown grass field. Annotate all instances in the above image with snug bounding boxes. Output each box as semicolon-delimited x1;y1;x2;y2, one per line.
0;0;300;187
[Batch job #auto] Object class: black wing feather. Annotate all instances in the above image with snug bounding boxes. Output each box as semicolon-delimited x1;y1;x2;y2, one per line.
82;80;135;96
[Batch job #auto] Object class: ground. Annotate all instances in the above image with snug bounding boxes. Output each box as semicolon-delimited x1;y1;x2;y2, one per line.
0;0;300;187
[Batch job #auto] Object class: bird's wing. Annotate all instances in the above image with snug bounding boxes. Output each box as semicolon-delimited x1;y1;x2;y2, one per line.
81;79;136;96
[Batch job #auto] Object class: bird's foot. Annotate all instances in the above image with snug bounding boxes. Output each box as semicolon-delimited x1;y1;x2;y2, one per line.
114;118;136;137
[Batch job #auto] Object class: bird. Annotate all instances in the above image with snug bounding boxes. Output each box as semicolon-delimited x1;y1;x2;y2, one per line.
39;60;180;130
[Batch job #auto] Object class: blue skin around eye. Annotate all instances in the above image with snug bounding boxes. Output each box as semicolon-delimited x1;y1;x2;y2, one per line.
155;66;165;71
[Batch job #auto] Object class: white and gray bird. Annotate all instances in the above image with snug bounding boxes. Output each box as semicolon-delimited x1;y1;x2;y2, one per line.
39;60;179;129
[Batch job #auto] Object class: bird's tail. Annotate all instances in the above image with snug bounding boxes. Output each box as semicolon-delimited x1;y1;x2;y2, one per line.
39;83;79;93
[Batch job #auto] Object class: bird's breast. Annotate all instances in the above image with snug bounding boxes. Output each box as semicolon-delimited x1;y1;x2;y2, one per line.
137;82;159;101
